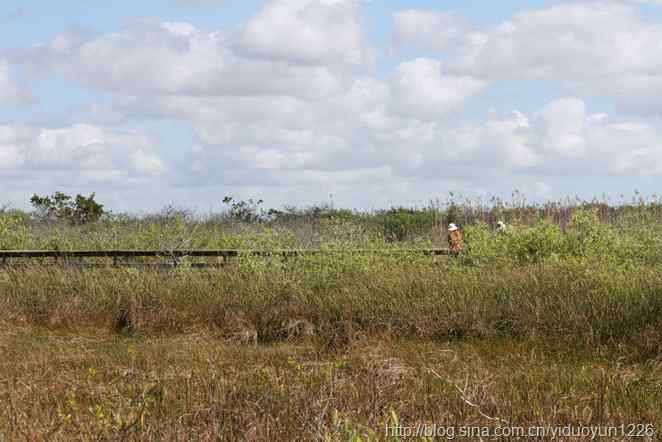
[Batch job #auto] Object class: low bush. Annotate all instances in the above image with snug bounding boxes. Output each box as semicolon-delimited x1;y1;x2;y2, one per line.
0;211;29;250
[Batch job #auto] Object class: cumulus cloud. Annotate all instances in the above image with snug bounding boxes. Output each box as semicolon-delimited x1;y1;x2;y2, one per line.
451;2;652;78
0;123;165;182
86;36;660;187
448;2;662;113
389;58;486;120
234;0;373;66
496;97;662;176
9;0;377;101
534;98;588;158
0;125;31;170
182;95;662;183
13;19;348;99
391;2;662;117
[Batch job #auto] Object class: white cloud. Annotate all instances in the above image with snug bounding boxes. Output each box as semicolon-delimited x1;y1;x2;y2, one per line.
507;97;662;176
389;58;486;120
448;2;662;113
234;0;373;66
393;9;472;51
17;19;348;99
0;123;166;182
452;2;651;78
176;91;662;186
9;0;378;102
94;47;662;184
480;110;539;169
0;124;31;170
534;97;588;158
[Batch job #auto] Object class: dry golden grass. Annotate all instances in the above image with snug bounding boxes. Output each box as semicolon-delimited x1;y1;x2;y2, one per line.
1;256;662;440
1;328;660;441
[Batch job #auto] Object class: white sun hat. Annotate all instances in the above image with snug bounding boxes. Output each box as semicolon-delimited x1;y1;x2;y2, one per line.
448;223;458;231
497;221;506;229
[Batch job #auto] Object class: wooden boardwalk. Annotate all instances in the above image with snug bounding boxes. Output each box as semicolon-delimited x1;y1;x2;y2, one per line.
0;248;450;268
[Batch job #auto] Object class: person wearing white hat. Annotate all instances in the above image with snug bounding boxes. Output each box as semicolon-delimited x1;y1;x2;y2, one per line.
496;221;507;233
447;223;464;256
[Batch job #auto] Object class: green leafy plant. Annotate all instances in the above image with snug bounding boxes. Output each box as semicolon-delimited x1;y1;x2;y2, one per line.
30;192;105;224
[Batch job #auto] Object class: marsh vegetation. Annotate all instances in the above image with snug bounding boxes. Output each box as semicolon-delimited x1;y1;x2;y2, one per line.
1;195;661;440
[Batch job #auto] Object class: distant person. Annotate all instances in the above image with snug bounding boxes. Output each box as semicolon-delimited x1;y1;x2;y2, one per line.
447;223;464;256
496;221;507;233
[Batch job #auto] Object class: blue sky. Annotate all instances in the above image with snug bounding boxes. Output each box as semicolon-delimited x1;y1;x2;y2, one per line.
1;1;558;43
1;0;662;212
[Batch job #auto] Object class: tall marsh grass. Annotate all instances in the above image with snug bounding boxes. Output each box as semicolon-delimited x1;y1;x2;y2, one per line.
3;256;662;350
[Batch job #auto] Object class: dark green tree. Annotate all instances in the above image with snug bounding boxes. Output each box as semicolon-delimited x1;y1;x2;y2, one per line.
30;192;105;224
222;196;265;223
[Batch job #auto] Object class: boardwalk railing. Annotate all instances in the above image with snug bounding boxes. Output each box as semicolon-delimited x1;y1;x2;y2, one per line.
0;248;450;267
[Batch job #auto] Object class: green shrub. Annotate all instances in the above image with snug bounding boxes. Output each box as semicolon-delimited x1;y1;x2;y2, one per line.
464;221;564;264
463;222;505;264
377;208;436;242
564;209;621;259
507;221;565;263
0;211;29;250
465;210;626;264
